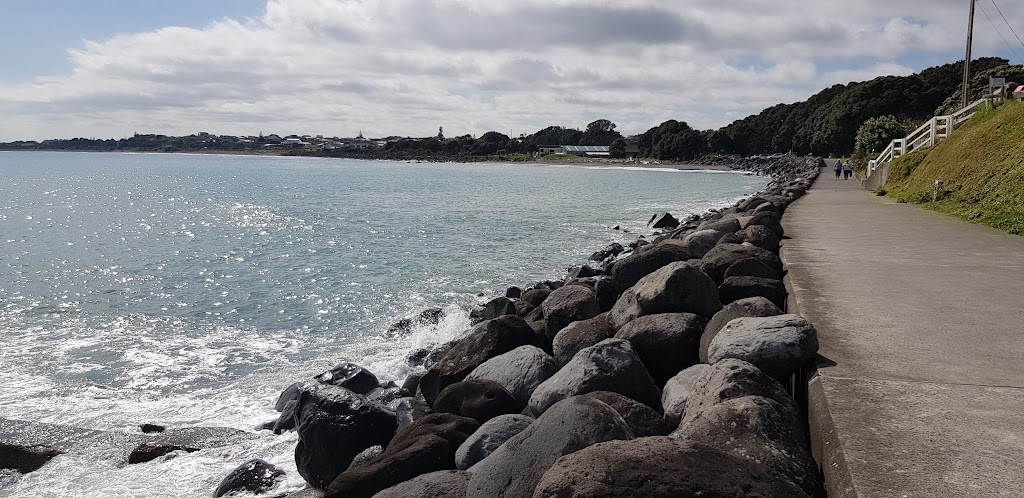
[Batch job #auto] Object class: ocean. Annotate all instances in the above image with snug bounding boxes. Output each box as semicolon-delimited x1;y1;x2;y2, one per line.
0;151;766;497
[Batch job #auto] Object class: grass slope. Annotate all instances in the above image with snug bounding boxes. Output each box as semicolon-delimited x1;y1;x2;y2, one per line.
885;101;1024;235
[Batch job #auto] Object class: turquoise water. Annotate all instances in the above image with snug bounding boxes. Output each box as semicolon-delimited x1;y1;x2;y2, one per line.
0;152;765;496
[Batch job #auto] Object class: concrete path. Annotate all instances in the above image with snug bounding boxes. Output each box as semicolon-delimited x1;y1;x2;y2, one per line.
782;167;1024;497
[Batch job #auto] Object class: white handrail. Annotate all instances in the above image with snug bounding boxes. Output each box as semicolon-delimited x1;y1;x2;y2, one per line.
868;97;991;173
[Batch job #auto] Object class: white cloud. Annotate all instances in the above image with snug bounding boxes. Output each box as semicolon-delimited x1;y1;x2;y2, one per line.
0;0;1019;141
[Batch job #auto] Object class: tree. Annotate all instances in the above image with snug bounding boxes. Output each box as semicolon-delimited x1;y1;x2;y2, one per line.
854;115;915;156
609;138;627;158
437;126;445;140
579;119;623;146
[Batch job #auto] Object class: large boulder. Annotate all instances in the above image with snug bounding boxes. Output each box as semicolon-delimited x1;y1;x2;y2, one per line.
582;391;675;437
589;242;625;262
520;289;552;309
528;339;661;415
433;380;522;424
454;414;534;470
420;315;538;405
592;276;618;312
661;364;710;420
707;315;819;381
324;413;478;498
700;243;784;285
372;470;471;498
608;262;721;330
723;257;780;281
541;285;602;341
551;314;614;367
293;385;397;489
474;297;518;323
655;239;692;262
741;224;781;254
674;396;823;497
465;397;635;498
718;276;787;309
682;358;794;424
648;212;680;229
465;345;558;406
613;313;707;385
700;297;783;363
608;247;679;294
698;217;742;233
532;437;810;497
746;211;784;238
314;363;379;395
681;229;727;258
214;459;286;498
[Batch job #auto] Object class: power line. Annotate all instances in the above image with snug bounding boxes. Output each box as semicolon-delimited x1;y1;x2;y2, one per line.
990;0;1024;54
978;2;1024;65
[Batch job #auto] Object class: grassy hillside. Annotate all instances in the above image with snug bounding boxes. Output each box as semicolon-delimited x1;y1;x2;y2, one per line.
885;100;1024;235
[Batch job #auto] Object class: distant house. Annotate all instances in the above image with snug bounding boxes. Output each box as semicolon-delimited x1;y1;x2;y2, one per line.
624;143;640;159
538;145;562;156
1015;85;1024;101
562;145;611;157
283;137;308;147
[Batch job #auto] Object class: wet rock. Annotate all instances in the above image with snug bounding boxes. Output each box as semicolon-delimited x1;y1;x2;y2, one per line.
506;286;523;299
346;445;384;471
454;414;533;470
682;229;727;258
589;242;625;262
592;276;618;312
661;364;710;420
465;397;634;498
139;424;165;434
214;458;286;497
541;285;602;341
674;396;823;497
608;262;722;330
325;413;479;498
647;212;679;229
274;382;305;411
613;313;707;385
528;339;661;415
719;276;787;309
608;247;679;294
532;437;809;498
700;297;783;363
466;345;558;406
128;442;199;464
519;289;551;309
394;396;433;432
372;470;471;498
551;314;615;367
387;308;447;337
682;358;795;424
434;380;522;424
0;443;61;473
293;385;397;489
707;315;819;381
315;363;380;395
582;391;675;437
419;315;538;405
700;243;784;285
565;265;601;280
474;297;518;323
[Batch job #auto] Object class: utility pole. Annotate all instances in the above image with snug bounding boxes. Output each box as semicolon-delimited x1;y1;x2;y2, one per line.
962;0;977;109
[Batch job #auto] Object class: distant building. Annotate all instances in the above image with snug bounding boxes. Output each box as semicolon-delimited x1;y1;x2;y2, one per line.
562;145;611;157
624;143;640;159
538;145;562;156
1015;85;1024;101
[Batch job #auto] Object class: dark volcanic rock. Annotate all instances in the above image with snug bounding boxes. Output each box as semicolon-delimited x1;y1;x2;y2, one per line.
589;242;625;262
565;265;601;280
592;276;618;312
128;442;199;464
274;382;305;411
647;212;680;229
520;289;552;309
324;413;478;498
346;445;384;471
293;385;397;489
700;297;783;363
528;338;661;415
541;285;602;341
214;458;286;498
700;243;784;285
682;358;795;424
582;391;675;437
682;229;727;258
747;211;785;238
465;397;635;498
551;314;615;367
608;261;722;330
608;247;679;294
434;379;522;424
315;363;380;395
674;396;823;497
506;286;523;299
387;307;447;337
0;443;61;473
741;224;781;253
420;315;538;405
372;470;471;498
707;315;819;381
139;423;165;434
723;257;780;281
532;437;809;497
466;345;558;406
718;275;787;309
475;297;518;323
697;217;742;233
613;313;707;385
661;364;710;420
455;414;534;470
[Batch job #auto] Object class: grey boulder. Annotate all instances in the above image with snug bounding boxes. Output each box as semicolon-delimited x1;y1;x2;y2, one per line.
455;414;533;470
718;276;787;310
682;358;794;424
613;313;707;385
466;345;558;406
608;247;679;294
371;470;471;498
700;297;783;363
608;261;721;330
707;314;819;381
700;243;783;285
661;364;710;420
540;285;602;341
682;229;727;258
551;314;614;367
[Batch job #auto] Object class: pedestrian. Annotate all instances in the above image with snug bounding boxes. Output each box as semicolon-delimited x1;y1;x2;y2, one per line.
834;160;842;179
843;161;852;179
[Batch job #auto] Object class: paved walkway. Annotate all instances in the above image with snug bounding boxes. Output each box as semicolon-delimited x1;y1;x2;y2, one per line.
782;166;1024;497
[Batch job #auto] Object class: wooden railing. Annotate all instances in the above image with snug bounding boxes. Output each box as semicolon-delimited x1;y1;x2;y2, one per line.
868;98;992;174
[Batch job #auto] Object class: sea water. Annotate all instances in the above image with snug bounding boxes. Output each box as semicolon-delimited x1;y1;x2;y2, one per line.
0;152;766;497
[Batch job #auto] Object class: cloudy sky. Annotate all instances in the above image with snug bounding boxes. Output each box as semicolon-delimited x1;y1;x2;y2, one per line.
1;0;1021;141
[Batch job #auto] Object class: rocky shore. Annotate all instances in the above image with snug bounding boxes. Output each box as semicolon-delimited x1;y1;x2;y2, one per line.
0;156;824;497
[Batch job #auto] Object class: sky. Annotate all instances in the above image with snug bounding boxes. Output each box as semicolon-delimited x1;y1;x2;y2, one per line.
0;0;1022;141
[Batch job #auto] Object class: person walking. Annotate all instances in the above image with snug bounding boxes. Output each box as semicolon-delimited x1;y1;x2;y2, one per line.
843;161;853;179
834;160;842;179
